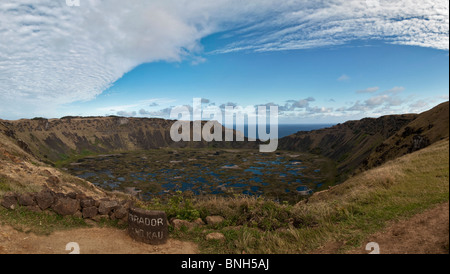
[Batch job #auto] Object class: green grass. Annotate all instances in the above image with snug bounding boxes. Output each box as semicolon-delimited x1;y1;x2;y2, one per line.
0;206;89;235
54;149;95;168
0;175;42;196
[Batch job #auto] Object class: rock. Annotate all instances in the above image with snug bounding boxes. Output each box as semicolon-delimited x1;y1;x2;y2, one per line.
205;215;225;226
98;200;119;215
128;208;168;245
114;206;128;220
206;232;225;241
171;219;195;230
409;135;431;153
80;199;96;208
55;192;66;199
1;193;18;210
193;218;205;226
109;213;117;221
18;193;36;207
121;200;134;210
67;192;77;199
73;211;83;219
76;193;88;200
52;197;79;216
82;206;98;219
35;190;54;210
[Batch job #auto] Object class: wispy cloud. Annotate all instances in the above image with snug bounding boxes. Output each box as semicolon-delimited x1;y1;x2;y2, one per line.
213;0;449;54
356;87;380;94
382;86;405;94
337;74;350;82
96;99;170;114
0;0;447;118
341;86;407;113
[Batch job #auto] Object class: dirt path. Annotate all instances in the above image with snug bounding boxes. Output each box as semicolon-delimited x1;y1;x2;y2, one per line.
313;202;449;254
349;202;449;254
0;225;198;254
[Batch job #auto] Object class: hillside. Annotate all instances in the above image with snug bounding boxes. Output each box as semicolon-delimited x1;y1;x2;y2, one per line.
0;117;253;164
362;101;449;171
0;118;114;201
279;114;417;178
279;101;449;179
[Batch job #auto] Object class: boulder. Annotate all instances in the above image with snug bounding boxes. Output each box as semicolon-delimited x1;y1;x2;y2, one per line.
52;197;79;216
193;218;205;226
76;193;88;200
35;190;54;210
1;193;18;210
18;193;36;207
205;215;225;226
82;206;98;219
206;232;225;241
98;200;119;215
114;206;128;220
171;219;195;230
73;211;83;219
121;200;134;210
80;199;96;208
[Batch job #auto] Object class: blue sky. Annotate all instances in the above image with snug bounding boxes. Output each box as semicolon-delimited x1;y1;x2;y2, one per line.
0;0;449;123
63;40;449;123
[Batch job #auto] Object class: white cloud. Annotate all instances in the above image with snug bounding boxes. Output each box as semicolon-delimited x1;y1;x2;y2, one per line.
214;0;449;53
116;110;137;117
382;86;405;94
0;0;448;118
342;88;407;113
337;74;351;82
356;87;380;94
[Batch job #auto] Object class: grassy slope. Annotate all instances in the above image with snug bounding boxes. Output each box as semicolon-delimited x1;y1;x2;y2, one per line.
168;138;449;254
0;129;130;235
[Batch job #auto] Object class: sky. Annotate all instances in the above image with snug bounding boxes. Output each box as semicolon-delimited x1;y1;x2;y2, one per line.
0;0;448;123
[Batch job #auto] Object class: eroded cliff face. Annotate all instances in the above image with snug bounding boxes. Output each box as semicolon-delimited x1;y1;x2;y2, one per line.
279;101;449;178
0;120;110;199
362;101;449;171
279;114;418;177
0;116;255;163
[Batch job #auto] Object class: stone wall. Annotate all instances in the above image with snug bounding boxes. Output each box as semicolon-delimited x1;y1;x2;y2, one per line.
1;188;132;223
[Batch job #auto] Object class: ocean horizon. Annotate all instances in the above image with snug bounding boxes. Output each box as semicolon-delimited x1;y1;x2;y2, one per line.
230;123;335;139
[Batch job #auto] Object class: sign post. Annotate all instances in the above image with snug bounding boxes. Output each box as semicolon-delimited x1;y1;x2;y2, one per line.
128;208;169;245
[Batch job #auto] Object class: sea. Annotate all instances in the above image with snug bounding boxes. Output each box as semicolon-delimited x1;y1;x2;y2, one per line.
232;124;335;139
